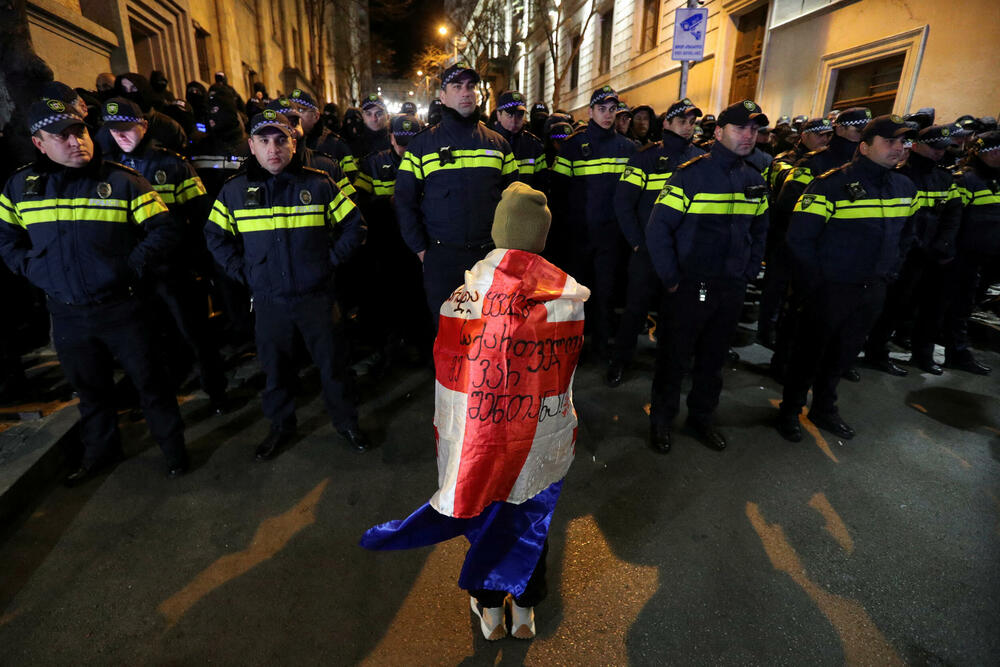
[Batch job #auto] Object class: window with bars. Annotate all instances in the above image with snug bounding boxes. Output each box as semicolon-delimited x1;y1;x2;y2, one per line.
640;0;659;53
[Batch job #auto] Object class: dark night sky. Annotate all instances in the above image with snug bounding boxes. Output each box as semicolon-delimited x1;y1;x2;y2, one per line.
371;0;445;79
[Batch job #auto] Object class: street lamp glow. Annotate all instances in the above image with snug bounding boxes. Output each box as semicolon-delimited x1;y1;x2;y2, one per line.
437;25;448;36
416;70;423;76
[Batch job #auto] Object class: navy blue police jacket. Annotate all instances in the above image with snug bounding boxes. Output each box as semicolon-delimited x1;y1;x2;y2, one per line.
0;153;179;306
953;157;1000;255
394;106;517;253
306;125;359;182
645;141;770;288
773;134;859;230
552;120;636;237
614;130;704;249
204;154;365;301
493;124;547;190
897;151;962;260
786;155;919;287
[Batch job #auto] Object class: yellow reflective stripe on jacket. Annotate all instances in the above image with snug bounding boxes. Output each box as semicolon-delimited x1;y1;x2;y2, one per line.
338;177;357;199
564;157;630;177
398;152;424;179
328;191;357;224
232;204;327;232
913;189;952;209
654;184;689;212
355;172;374;194
828;197;916;220
0;193;23;228
535;154;548;171
153;184;175;205
341;155;359;175
645;172;673;191
208;200;237;234
552;155;573;177
516;157;540;175
176;176;207;204
793;193;834;218
413;149;512;178
768;160;793;188
620;166;647;188
963;188;1000;207
132;190;168;224
17;197;131;226
368;179;394;197
787;167;813;186
686;192;769;216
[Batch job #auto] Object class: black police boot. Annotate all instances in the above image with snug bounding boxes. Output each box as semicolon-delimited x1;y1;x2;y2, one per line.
338;427;372;452
727;348;740;365
841;367;861;382
775;412;803;443
255;428;296;461
863;355;908;377
64;451;124;488
808;411;855;440
605;361;625;388
649;425;671;454
756;324;776;349
685;416;726;451
167;452;190;479
909;354;943;375
944;349;991;375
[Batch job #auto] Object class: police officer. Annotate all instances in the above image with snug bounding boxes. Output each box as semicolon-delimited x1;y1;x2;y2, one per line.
552;85;637;359
770;107;871;379
394;62;517;324
606;98;705;387
940;130;1000;375
355;114;430;360
204;110;370;458
694;114;716;149
352;93;392;159
427;99;444;126
493;90;547;189
776;115;918;442
401;101;417;115
0;99;189;482
102;97;230;411
529;101;549;137
758;118;834;346
863;124;962;375
645;99;770;453
266;98;356;198
290;88;359;184
629;105;656;145
614;102;633;138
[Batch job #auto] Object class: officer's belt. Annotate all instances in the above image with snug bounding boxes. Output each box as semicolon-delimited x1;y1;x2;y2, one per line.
430;238;495;251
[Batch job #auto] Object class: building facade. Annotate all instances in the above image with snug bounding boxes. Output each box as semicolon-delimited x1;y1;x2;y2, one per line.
470;0;999;122
24;0;366;104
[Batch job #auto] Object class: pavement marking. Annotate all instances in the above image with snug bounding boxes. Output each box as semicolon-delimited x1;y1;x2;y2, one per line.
527;515;658;663
157;478;330;629
746;502;902;665
808;493;854;554
769;399;839;463
916;429;971;470
359;540;473;665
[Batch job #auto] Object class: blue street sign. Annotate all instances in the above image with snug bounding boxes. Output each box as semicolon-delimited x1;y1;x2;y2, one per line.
672;7;709;61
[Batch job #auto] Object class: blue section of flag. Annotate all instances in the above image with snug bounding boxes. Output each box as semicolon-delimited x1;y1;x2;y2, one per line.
360;480;563;597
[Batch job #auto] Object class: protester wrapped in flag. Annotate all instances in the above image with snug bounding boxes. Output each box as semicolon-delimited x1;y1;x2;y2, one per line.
361;182;589;640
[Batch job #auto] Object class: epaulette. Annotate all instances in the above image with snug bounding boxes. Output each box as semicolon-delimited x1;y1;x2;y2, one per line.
801;146;829;163
816;165;845;180
222;170;246;185
677;153;711;170
10;161;35;176
105;160;142;177
522;130;543;145
149;146;189;162
301;165;330;179
566;127;587;141
313;149;336;161
637;141;662;153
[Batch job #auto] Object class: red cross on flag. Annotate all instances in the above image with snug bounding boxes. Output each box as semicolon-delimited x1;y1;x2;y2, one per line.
431;249;590;519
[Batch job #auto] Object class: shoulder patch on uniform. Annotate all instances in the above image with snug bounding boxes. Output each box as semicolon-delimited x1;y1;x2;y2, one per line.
677;153;710;170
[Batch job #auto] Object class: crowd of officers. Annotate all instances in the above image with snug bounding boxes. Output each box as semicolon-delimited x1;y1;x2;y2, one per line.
0;62;998;484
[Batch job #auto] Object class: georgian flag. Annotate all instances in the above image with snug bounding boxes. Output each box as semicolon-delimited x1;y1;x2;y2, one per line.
431;248;590;519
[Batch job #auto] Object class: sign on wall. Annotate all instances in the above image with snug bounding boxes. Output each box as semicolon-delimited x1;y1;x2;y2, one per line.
672;7;709;61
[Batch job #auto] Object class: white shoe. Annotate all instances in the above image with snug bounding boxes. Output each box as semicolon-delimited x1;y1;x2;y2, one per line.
509;599;536;639
470;596;506;641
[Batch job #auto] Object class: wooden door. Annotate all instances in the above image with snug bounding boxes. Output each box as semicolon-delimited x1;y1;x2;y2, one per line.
728;5;768;104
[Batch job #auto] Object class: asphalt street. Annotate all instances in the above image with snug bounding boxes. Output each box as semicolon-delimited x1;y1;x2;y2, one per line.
0;337;998;665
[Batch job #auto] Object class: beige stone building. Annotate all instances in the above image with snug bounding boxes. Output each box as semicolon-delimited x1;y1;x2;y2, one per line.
25;0;365;104
488;0;1000;123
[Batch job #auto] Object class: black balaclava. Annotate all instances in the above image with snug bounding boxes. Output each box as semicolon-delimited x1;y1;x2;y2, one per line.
323;103;341;133
115;73;154;113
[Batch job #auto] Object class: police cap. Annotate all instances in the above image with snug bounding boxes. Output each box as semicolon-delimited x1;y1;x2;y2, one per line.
391;114;423;137
289;89;319;110
440;62;480;87
266;98;300;118
101;97;144;129
28;98;86;135
834;107;873;127
531;102;549;115
361;93;386;111
860;114;917;142
904;107;935;129
914;124;955;147
496;90;527;112
971;130;1000;154
401;101;417;114
548;122;573;140
717;100;769;127
250;110;294;136
664;98;702;120
801;117;834;134
40;80;79;105
775;115;791;128
590;85;619;107
614;102;631;117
